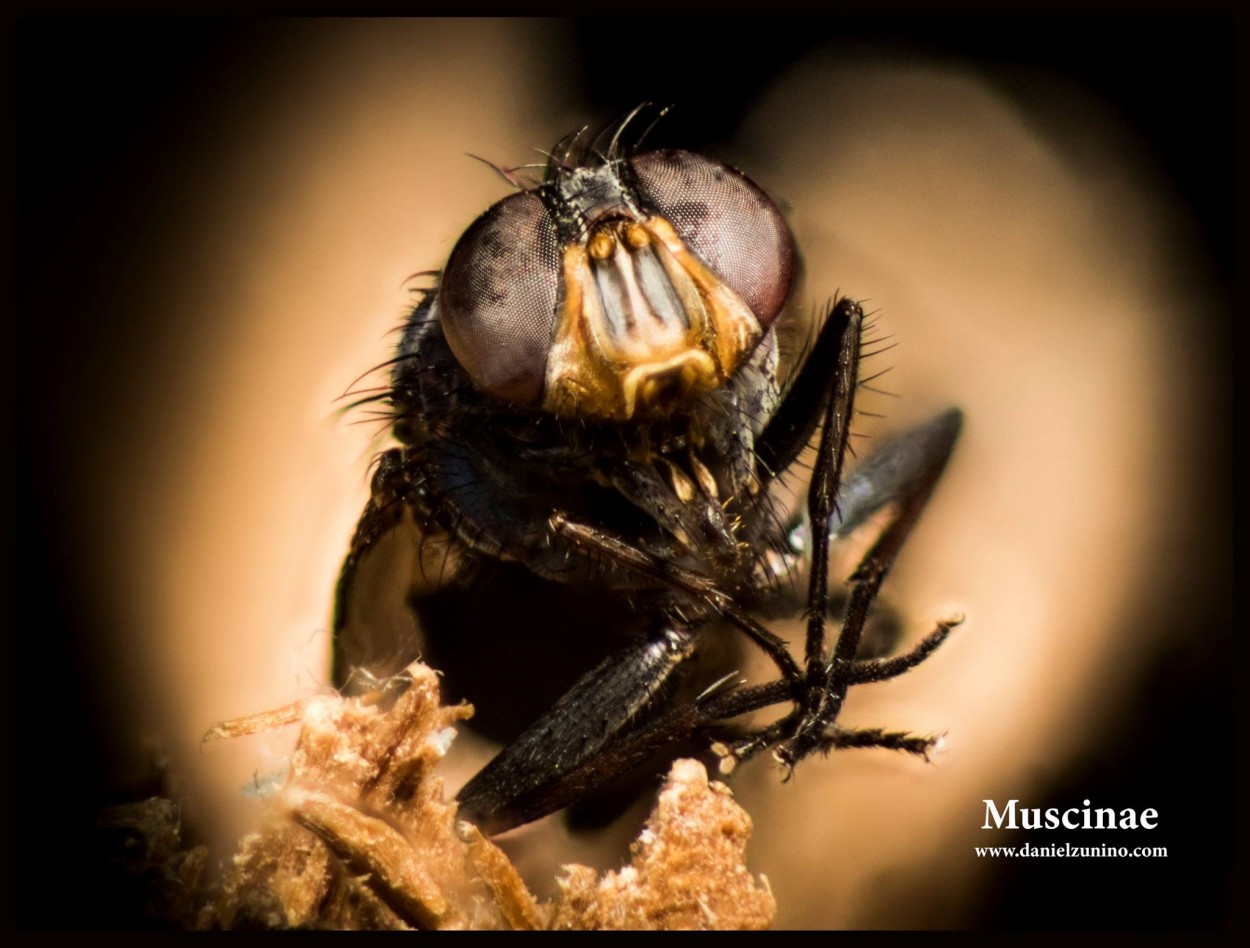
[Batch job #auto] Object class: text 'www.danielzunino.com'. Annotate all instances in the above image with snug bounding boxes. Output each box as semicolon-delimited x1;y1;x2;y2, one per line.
974;842;1168;858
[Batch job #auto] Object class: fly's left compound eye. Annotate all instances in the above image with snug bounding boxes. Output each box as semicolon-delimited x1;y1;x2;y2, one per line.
439;191;562;406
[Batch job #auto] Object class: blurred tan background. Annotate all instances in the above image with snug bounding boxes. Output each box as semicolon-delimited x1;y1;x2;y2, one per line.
16;18;1230;929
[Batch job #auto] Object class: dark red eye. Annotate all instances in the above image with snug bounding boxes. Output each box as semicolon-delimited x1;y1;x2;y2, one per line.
629;150;795;328
438;192;561;405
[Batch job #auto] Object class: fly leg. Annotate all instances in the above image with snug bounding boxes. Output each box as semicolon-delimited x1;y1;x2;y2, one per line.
549;514;802;688
718;611;960;766
732;408;965;770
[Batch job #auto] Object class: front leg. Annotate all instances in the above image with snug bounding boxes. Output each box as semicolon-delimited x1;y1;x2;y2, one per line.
739;293;964;768
778;407;964;768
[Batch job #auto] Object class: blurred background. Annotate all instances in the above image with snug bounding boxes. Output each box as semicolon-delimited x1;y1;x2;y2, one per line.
14;18;1231;929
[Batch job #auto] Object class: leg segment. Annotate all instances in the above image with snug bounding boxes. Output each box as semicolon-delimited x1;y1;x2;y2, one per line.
550;514;802;685
818;727;941;758
777;407;964;767
848;616;962;685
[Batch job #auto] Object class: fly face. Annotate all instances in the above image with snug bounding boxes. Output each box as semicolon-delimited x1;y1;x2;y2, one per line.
334;114;963;836
439;147;792;425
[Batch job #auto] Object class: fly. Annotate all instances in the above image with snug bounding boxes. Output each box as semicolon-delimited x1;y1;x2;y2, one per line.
332;108;963;835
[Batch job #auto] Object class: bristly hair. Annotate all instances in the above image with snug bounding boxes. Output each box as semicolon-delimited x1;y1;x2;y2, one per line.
544;102;672;185
334;285;440;443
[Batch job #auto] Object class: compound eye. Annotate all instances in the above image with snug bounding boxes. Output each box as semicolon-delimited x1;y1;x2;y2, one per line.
629;150;795;328
439;192;561;405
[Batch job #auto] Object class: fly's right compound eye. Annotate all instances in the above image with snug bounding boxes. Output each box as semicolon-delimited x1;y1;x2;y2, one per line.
628;150;794;334
439;192;562;406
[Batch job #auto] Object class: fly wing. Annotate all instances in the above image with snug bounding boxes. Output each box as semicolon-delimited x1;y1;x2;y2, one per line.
455;625;699;835
831;408;964;539
331;451;467;688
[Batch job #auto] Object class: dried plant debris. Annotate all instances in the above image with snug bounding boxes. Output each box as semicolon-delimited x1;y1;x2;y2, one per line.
209;662;527;930
185;660;773;929
550;758;775;930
